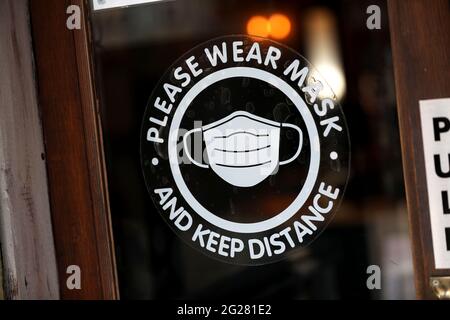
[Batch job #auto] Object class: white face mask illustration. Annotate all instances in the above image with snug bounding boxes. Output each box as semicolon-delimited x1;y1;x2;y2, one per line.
183;111;303;187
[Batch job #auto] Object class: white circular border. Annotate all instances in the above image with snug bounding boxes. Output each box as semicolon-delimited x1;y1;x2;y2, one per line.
168;67;321;234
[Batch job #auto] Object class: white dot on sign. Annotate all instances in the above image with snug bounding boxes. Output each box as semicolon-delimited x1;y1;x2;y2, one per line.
330;152;338;160
152;158;159;166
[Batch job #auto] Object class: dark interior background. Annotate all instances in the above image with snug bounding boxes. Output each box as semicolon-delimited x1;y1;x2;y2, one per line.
89;0;413;299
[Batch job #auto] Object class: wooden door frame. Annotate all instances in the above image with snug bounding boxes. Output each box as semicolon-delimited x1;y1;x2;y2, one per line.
387;0;450;299
30;0;118;299
0;0;59;300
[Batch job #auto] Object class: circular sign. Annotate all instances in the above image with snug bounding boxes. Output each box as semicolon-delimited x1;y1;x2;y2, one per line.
141;35;350;265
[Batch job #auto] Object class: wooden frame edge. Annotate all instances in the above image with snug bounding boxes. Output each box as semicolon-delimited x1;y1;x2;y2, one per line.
0;0;59;300
30;0;119;299
387;0;450;299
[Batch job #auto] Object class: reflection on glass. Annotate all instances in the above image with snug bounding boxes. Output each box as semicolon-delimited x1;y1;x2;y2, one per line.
304;8;346;101
247;13;291;40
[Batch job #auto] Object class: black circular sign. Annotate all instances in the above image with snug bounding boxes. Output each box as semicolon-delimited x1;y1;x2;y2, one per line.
141;35;350;265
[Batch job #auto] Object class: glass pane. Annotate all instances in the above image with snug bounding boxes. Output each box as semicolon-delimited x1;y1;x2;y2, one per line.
89;0;414;299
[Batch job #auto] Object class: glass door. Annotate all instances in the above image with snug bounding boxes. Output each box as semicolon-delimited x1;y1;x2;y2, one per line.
88;0;413;299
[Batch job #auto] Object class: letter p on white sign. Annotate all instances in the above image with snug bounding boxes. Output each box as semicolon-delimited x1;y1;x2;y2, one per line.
420;98;450;269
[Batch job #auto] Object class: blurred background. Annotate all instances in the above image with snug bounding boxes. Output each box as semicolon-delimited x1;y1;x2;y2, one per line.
89;0;414;299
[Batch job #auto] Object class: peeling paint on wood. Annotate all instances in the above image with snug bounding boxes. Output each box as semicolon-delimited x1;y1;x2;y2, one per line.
0;0;59;299
0;252;4;299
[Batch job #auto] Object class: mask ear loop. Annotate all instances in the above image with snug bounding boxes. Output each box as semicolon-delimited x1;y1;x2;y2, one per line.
183;128;209;168
279;123;303;166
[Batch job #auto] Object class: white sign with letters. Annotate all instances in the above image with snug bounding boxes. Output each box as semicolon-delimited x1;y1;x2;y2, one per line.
420;98;450;269
92;0;163;11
